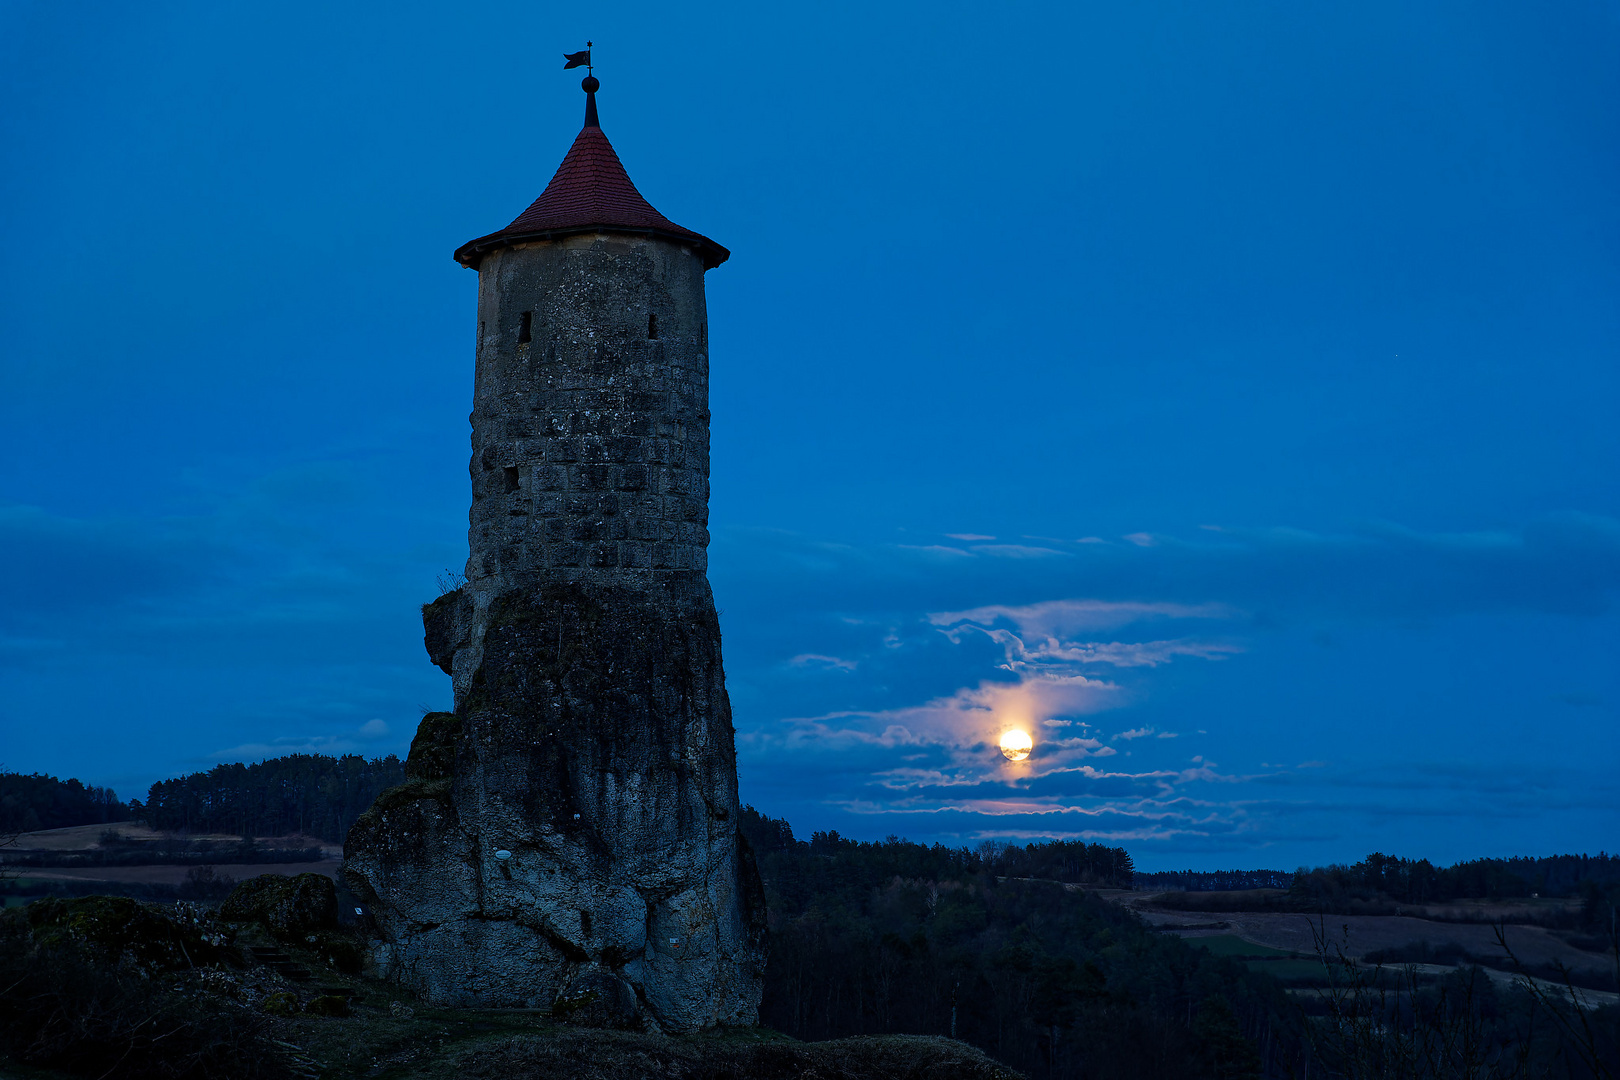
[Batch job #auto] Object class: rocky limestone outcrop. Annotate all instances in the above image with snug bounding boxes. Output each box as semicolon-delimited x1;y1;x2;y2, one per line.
344;578;767;1031
219;873;338;939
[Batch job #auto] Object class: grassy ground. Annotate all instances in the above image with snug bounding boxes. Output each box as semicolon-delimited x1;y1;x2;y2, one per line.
276;1007;1021;1080
1184;933;1297;959
250;946;1021;1080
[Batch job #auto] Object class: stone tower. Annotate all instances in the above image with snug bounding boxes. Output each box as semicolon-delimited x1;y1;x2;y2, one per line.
344;76;767;1032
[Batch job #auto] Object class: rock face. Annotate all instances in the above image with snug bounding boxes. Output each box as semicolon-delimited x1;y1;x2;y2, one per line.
346;580;766;1028
344;83;765;1031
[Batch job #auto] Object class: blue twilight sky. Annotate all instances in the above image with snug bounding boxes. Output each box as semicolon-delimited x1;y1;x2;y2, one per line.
2;2;1616;870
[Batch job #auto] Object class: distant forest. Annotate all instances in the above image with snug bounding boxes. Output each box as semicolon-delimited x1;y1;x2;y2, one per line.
738;810;1620;1077
0;773;130;834
738;806;1297;1078
1139;854;1620;900
1;756;404;844
1290;851;1620;904
140;754;405;843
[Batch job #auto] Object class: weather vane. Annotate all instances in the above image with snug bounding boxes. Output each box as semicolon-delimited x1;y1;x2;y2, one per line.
563;42;593;75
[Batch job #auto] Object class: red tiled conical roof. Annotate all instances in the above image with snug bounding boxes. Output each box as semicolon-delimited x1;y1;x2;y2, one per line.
454;85;728;270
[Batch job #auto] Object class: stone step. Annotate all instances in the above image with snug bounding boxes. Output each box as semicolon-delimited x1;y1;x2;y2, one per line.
312;985;358;998
248;945;313;981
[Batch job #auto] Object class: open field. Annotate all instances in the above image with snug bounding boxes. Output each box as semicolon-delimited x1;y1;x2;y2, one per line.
8;822;172;850
2;824;343;901
1182;934;1327;983
7;822;340;855
1118;892;1613;977
7;860;341;886
1136;885;1586;925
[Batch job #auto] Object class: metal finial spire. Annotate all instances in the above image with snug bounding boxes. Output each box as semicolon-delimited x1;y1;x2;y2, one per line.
582;78;599;127
563;42;598;127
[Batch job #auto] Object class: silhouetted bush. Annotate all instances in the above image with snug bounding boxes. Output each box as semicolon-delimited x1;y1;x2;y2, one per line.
1301;919;1620;1079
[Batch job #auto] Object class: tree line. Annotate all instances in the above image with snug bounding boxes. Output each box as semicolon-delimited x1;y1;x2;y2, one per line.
3;758;406;844
0;773;131;834
1135;869;1295;892
977;837;1136;887
140;754;405;842
1290;851;1620;904
1134;854;1620;903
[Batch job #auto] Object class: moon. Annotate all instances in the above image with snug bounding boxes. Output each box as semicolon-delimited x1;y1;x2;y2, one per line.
999;729;1033;761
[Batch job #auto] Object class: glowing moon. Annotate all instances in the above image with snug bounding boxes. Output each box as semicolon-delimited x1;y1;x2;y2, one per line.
999;729;1033;761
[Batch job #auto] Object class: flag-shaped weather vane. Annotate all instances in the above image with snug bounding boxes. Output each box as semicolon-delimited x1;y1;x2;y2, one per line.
563;42;592;73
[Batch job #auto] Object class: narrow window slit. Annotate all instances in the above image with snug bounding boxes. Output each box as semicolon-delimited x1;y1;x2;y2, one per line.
647;313;658;339
503;466;520;493
518;311;532;344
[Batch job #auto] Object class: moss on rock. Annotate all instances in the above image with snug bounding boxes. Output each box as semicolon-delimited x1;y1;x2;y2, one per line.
262;990;301;1017
220;873;337;939
304;993;353;1017
350;777;454;833
405;711;462;781
23;895;225;971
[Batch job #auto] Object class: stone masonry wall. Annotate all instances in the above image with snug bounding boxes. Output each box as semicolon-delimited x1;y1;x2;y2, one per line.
468;233;711;588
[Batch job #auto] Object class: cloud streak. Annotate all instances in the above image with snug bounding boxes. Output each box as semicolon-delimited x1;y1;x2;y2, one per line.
745;592;1251;834
715;514;1620;627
